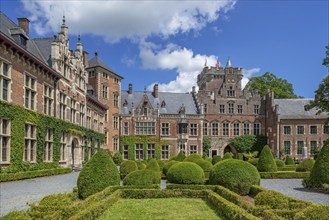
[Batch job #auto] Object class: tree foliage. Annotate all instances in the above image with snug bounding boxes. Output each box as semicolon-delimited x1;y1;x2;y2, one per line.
202;136;211;157
245;72;299;98
230;135;257;153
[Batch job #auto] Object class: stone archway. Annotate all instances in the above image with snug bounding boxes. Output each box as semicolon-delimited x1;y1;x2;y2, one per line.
71;138;79;168
222;145;237;158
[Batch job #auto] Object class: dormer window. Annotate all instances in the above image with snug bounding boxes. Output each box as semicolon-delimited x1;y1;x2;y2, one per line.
143;107;148;116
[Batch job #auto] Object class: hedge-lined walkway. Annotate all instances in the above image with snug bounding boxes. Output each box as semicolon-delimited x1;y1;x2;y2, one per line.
261;179;329;205
0;171;79;217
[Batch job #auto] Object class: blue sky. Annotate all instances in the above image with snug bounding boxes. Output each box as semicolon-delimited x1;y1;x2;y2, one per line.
1;0;328;98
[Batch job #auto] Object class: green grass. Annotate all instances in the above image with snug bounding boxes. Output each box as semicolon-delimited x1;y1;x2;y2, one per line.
100;198;221;220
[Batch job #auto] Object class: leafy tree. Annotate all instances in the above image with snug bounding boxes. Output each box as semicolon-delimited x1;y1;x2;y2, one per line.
245;72;299;98
202;136;211;157
230;135;256;153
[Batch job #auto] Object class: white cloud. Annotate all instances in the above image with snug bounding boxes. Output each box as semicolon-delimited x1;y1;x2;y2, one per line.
21;0;236;42
241;68;261;89
141;43;217;93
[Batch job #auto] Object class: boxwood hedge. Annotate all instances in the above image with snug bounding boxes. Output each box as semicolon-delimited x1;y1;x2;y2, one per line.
167;162;205;184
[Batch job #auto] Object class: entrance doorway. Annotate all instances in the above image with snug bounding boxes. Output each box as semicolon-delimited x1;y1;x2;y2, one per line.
224;145;237;158
71;138;79;168
211;150;218;157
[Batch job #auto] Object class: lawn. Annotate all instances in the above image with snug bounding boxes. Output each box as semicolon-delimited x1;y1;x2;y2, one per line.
100;198;221;220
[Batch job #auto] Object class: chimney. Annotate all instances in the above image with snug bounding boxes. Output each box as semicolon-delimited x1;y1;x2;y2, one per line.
128;83;132;94
17;18;30;35
153;84;159;98
83;51;89;66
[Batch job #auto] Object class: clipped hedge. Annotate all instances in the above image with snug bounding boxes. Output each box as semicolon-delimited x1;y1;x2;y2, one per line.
0;167;71;182
259;171;310;179
120;160;138;179
123;169;161;186
1;210;32;220
184;154;203;163
195;159;213;179
167;162;205;184
209;159;260;195
212;155;222;165
257;145;277;172
146;159;160;172
163;160;179;176
294;204;329;220
77;150;120;199
278;165;297;171
249;185;267;197
296;159;315;172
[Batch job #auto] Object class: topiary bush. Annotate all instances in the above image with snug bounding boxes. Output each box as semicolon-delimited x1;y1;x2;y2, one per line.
120;160;138;179
254;190;289;209
146;158;160;172
223;152;233;160
195;159;213;172
285;157;295;165
123;169;161;186
212;155;222;165
163;160;179;176
112;152;123;166
156;160;165;172
205;158;212;163
294;204;329;220
136;161;146;170
184;154;203;163
209;159;260;195
257;145;277;172
304;140;329;188
275;159;285;168
77;150;120;199
167;162;205;184
175;151;186;161
296;158;315;172
248;158;259;167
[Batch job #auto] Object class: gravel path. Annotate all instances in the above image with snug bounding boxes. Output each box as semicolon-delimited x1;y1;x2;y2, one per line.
0;171;79;217
261;179;329;205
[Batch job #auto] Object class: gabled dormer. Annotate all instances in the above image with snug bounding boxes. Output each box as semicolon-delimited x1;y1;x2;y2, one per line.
137;92;153;116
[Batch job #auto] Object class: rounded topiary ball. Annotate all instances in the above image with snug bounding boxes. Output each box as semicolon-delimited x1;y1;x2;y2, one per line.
175;151;186;161
77;150;120;199
184;154;203;163
296;158;315;172
123;169;161;186
120;160;138;179
156;160;165;171
167;162;205;184
195;159;213;172
212;155;222;165
257;145;277;172
275;159;285;168
146;158;160;172
285;157;295;165
209;159;260;195
163;160;179;176
136;161;146;170
223;152;233;160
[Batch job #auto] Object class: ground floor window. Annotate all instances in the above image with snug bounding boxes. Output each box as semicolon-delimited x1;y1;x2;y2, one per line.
297;141;303;155
123;145;129;160
147;143;155;159
44;129;53;162
0;118;10;163
113;137;118;151
310;141;317;156
179;144;186;154
60;133;66;161
24;123;36;162
161;145;169;160
135;143;144;160
284;141;291;155
190;145;197;154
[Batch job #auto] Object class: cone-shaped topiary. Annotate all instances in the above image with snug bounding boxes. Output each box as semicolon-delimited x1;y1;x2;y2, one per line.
212;155;222;165
223;152;233;160
163;160;179;176
77;150;120;199
209;159;260;195
184;154;203;163
306;140;329;188
296;158;315;172
285;157;295;165
146;158;160;172
175;151;186;161
257;145;277;172
167;162;205;184
123;169;161;186
120;160;138;179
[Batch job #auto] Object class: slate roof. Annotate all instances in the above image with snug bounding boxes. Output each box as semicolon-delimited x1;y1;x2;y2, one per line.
88;54;123;79
121;91;199;115
274;99;328;119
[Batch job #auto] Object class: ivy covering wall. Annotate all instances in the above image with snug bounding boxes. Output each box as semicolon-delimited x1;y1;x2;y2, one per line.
0;101;105;168
119;135;174;160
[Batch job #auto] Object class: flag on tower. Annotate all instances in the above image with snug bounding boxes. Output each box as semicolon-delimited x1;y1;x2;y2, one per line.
216;59;220;70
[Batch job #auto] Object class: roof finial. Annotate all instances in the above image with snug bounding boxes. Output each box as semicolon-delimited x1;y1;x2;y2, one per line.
204;58;207;67
78;35;81;42
216;59;220;70
62;15;66;25
95;50;98;57
226;56;232;68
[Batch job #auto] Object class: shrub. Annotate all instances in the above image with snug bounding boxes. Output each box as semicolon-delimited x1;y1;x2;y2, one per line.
237;153;244;160
212;155;222;165
156;160;165;171
209;159;260;195
120;160;138;179
223;152;233;160
248;158;259;167
195;159;213;172
146;159;160;172
175;151;186;161
112;152;123;166
257;145;277;172
136;161;146;170
205;158;212;163
184;154;203;163
294;204;329;220
254;190;289;209
77;150;120;199
123;169;161;186
167;162;205;184
305;140;329;188
275;159;285;168
163;160;179;176
296;158;315;172
2;210;32;220
260;171;310;179
285;157;295;165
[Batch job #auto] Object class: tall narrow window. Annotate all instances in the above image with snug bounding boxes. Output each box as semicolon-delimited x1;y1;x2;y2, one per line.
203;122;208;136
284;126;291;135
324;125;329;134
113;116;119;129
179;143;186;154
79;104;85;126
222;122;229;136
310;141;317;156
123;122;129;135
0;118;10;163
228;103;234;114
203;104;207;114
161;123;169;136
297;126;304;135
233;123;239;136
219;105;225;114
135;144;144;160
94;112;98;131
113;137;118;151
86;108;91;128
190;124;197;136
60;133;66;162
123;145;129;160
253;123;260;135
44;129;53;162
24;74;36;110
161;145;169;160
0;62;11;101
147;143;155;159
227;87;235;97
113;93;119;107
297;141;303;155
102;84;108;99
243;122;250;135
59;92;67;120
284;141;291;155
43;84;53;115
190;145;197;154
254;105;259;114
24;124;36;162
212;122;218;136
237;105;243;114
70;98;76;123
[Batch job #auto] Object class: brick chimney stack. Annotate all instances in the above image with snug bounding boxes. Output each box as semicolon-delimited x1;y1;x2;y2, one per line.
83;51;89;66
128;84;132;94
17;18;30;35
153;84;159;98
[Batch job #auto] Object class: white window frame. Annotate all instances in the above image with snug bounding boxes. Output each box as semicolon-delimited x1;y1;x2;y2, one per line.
0;60;12;102
0;118;11;163
24;73;37;110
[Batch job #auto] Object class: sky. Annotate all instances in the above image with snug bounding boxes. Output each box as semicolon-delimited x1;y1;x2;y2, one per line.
1;0;328;98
